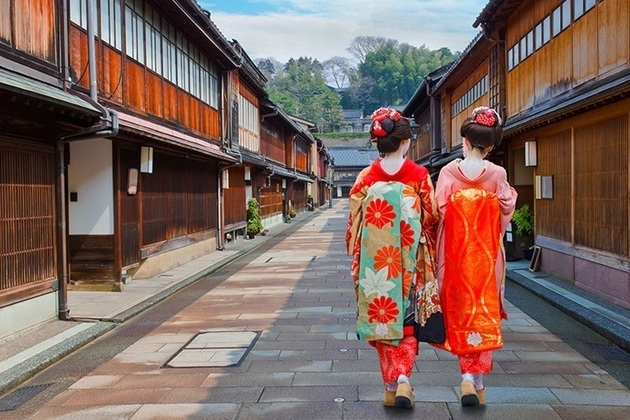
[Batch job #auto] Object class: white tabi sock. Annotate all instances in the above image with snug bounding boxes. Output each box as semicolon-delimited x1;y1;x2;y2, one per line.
462;373;475;384
472;374;484;390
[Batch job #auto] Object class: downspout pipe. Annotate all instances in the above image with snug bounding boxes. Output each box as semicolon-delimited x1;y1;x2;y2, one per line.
57;0;118;320
87;0;97;102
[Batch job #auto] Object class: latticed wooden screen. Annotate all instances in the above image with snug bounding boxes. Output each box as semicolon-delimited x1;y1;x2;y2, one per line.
260;184;282;217
0;147;56;293
536;130;572;243
141;152;218;246
488;43;504;112
574;115;628;257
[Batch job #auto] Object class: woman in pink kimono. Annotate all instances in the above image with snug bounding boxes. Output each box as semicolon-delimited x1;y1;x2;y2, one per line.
435;107;517;407
346;108;439;409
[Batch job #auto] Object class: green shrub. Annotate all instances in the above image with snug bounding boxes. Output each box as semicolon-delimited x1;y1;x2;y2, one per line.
246;198;264;234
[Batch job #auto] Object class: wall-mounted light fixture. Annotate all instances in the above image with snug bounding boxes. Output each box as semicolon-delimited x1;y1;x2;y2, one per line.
282;179;287;190
140;146;153;173
127;168;138;195
525;140;537;167
221;169;229;189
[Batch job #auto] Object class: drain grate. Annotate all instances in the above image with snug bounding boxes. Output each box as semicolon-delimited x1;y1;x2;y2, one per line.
588;343;630;362
164;331;260;368
0;384;51;412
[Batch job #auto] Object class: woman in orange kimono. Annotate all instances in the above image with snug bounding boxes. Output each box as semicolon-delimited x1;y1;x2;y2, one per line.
435;107;517;407
346;108;439;409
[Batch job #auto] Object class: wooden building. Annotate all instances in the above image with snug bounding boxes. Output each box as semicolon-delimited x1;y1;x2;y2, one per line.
64;0;242;293
406;0;630;308
0;0;109;336
0;0;332;339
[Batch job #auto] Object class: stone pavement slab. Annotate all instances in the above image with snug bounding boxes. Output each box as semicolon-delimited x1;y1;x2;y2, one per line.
2;201;630;419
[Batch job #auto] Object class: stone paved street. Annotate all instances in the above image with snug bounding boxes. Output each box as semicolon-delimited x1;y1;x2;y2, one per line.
16;202;630;419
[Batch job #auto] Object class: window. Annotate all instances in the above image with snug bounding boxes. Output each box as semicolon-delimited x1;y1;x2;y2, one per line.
70;0;88;29
520;37;527;61
561;1;571;30
535;22;543;50
576;0;597;19
542;16;551;44
508;47;514;70
574;0;585;19
144;4;161;74
238;94;259;134
526;30;534;56
451;75;488;116
125;0;144;63
162;21;177;84
552;6;562;37
100;0;122;50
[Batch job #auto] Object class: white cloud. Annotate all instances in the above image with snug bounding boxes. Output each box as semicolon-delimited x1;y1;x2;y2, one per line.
203;0;487;63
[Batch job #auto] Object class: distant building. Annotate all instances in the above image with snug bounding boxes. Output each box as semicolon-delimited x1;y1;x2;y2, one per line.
336;109;371;133
328;146;380;197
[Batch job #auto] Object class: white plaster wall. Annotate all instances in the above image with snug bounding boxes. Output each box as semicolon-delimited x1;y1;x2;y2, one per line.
68;139;114;234
0;292;58;340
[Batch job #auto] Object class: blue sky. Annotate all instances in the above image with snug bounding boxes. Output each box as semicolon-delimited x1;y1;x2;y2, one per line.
199;0;489;63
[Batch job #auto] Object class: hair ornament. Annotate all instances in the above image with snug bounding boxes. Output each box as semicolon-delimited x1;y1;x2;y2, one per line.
370;108;402;139
472;107;502;127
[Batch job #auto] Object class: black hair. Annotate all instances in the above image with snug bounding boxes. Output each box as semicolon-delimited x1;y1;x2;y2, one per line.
460;116;503;151
371;117;412;154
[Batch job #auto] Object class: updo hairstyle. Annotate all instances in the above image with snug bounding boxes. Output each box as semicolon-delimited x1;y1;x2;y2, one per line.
460;107;503;151
369;108;412;154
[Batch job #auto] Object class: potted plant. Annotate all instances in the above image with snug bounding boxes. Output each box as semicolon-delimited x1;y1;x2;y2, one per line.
512;204;535;259
306;194;314;211
289;205;297;218
246;198;263;239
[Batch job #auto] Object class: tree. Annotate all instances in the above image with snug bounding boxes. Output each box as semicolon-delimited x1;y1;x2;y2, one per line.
255;57;284;83
267;57;344;132
322;56;353;88
358;42;457;113
347;36;398;64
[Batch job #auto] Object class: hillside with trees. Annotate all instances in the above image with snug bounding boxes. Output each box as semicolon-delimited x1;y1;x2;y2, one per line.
256;36;458;133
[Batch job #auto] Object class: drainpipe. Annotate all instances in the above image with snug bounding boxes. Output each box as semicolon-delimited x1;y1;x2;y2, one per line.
56;0;118;320
87;0;98;102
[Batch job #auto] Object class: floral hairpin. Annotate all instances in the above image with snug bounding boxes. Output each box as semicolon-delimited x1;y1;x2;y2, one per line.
472;107;501;127
371;108;402;138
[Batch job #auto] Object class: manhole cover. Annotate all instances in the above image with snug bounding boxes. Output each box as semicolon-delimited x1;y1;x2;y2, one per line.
0;384;51;411
164;331;260;368
588;343;630;362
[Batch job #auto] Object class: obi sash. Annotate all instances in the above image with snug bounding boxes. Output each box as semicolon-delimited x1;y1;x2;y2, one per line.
442;188;503;354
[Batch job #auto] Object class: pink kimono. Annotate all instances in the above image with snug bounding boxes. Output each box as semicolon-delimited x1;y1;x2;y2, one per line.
436;159;517;372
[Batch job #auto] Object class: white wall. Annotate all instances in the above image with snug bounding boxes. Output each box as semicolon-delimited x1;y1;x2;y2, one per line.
68;139;114;234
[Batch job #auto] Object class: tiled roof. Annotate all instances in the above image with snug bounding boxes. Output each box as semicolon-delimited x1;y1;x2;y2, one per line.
328;147;379;168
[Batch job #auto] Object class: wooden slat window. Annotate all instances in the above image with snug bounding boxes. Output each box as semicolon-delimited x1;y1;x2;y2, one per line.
410;110;431;162
536;130;572;242
141;153;217;246
488;43;503;111
1;148;56;292
575;115;628;256
260;184;282;218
